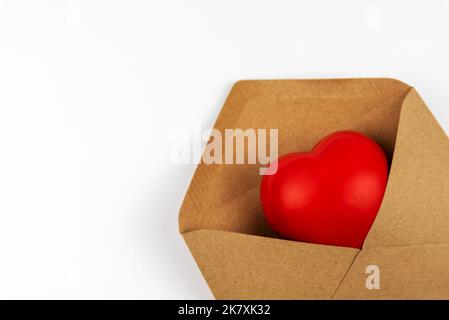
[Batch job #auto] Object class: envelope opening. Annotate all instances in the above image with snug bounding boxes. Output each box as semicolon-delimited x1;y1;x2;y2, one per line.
179;78;412;240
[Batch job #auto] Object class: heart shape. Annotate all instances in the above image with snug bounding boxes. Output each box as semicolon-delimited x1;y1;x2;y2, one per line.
260;131;388;248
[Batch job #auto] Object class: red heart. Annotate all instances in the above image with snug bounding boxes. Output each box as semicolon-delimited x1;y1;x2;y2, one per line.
260;131;388;248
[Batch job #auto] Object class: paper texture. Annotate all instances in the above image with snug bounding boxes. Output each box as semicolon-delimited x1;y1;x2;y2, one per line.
179;78;449;299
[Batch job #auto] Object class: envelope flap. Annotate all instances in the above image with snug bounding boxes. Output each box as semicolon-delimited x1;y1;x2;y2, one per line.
364;89;449;248
183;229;359;299
334;243;449;299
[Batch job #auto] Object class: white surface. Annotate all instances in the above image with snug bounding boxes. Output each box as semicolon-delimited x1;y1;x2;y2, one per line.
0;0;448;299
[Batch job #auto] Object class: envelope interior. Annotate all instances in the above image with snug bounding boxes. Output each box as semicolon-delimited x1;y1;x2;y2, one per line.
179;78;412;237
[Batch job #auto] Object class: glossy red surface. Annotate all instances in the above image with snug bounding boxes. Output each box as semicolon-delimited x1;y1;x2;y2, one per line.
260;131;389;248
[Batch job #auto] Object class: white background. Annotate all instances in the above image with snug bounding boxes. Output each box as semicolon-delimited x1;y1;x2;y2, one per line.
0;0;448;299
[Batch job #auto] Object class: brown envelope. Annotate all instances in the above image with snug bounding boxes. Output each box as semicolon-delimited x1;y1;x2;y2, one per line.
178;78;449;299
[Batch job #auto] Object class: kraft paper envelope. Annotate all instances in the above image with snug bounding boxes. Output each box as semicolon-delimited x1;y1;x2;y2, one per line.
178;78;449;299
